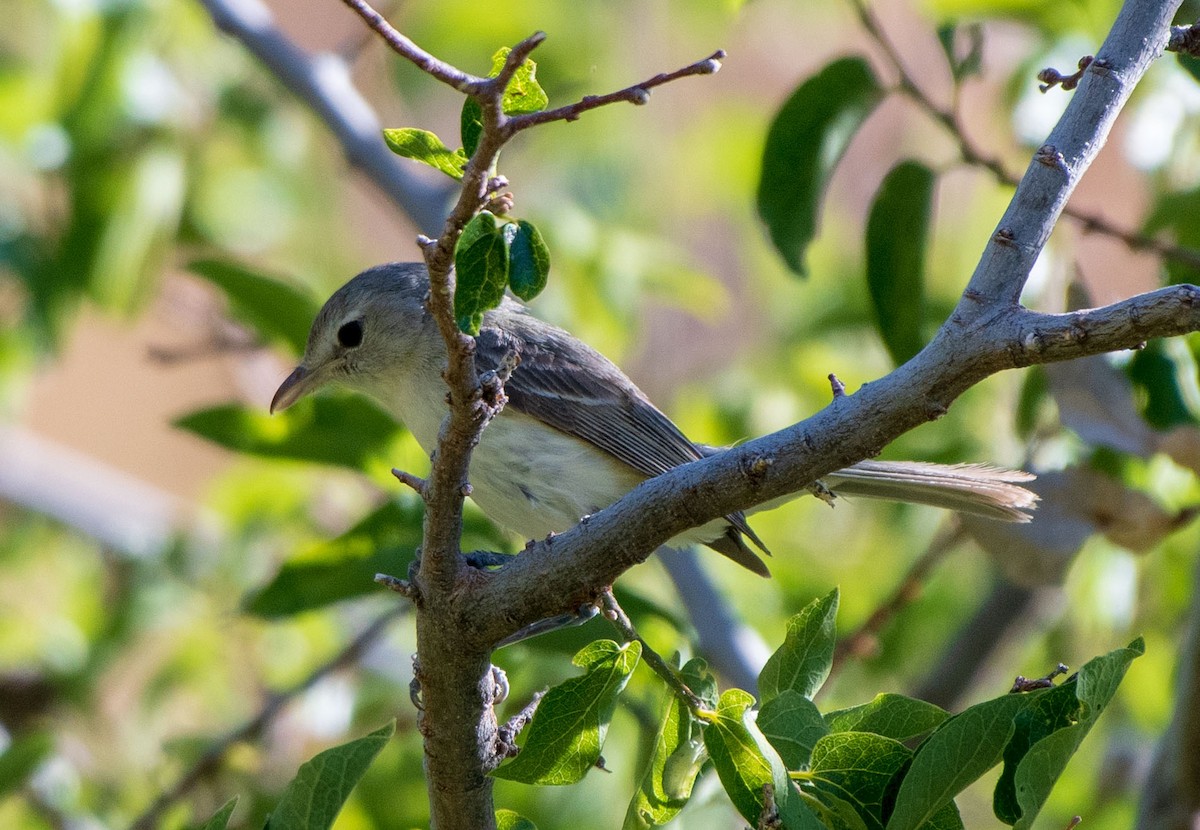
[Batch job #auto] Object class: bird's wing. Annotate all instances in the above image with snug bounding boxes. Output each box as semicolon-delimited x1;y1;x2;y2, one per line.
474;309;702;477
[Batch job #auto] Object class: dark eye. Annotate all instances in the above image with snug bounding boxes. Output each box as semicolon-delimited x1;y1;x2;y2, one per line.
337;320;364;348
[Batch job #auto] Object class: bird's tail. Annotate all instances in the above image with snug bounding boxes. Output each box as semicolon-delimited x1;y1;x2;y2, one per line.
821;461;1037;522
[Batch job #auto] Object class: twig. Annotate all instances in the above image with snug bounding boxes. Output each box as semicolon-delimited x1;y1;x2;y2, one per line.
195;0;449;234
128;606;407;830
826;520;965;689
1167;22;1200;57
506;51;725;133
492;689;546;765
598;589;708;715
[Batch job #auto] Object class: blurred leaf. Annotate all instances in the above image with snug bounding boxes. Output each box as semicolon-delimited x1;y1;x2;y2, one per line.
266;721;395;829
245;499;422;617
1144;184;1200;284
175;395;401;469
506;220;551;301
759;588;839;703
195;797;238;830
188;258;319;354
455;211;510;334
382;128;467;181
0;732;53;799
995;639;1144;828
703;688;824;828
1014;366;1048;440
807;732;912;830
885;693;1031;829
493;640;640;784
624;659;716;829
1178;53;1200;85
1128;338;1198;429
757;57;882;276
865;161;934;365
824;694;948;743
496;809;538;830
758;689;829;769
936;23;984;80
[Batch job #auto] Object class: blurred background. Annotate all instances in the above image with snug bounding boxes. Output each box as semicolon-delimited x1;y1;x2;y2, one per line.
3;0;1200;826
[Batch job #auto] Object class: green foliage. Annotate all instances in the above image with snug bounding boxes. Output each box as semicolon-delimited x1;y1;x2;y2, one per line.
757;57;883;276
824;694;948;743
758;690;829;769
382;128;468;180
265;721;395;829
807;732;914;830
492;640;641;785
759;588;839;702
624;658;717;829
496;809;539;830
0;732;52;799
865;161;934;365
187;258;320;354
506;220;552;301
455;210;511;334
174;395;401;469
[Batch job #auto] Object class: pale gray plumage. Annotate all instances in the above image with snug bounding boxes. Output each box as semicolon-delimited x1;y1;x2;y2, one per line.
272;262;1037;576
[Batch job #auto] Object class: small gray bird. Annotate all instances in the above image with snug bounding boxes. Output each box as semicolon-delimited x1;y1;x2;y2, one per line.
272;262;1036;576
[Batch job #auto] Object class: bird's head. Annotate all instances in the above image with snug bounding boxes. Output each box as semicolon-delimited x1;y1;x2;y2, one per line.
270;262;434;413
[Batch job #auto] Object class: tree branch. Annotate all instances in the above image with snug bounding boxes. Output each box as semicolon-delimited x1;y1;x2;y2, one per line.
195;0;451;235
465;0;1189;646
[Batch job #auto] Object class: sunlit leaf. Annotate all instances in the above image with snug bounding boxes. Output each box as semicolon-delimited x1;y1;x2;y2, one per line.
807;732;911;830
492;640;640;785
265;721;395;829
382;127;467;181
758;690;828;769
496;809;538;830
757;58;883;276
824;694;948;743
759;588;839;702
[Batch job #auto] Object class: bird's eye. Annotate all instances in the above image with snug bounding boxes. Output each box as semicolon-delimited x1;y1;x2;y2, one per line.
337;320;364;348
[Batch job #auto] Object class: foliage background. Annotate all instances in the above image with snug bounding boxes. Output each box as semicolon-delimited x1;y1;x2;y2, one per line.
2;0;1199;827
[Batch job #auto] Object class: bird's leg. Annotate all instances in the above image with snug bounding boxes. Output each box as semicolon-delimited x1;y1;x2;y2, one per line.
808;479;837;506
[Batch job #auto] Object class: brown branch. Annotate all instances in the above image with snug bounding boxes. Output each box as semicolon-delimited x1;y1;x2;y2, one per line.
129;606;407;830
598;590;708;715
506;51;726;133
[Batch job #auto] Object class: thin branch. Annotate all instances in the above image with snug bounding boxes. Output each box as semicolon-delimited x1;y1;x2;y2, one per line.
825;520;965;691
195;0;450;235
599;589;708;715
1167;21;1200;56
506;51;726;133
129;606;408;830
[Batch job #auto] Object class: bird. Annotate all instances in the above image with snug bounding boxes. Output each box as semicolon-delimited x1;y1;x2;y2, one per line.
271;262;1037;576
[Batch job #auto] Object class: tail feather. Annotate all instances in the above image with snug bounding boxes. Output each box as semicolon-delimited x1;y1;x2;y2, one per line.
822;461;1037;522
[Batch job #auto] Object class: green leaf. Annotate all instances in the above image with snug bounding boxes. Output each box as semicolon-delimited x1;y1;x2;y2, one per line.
824;694;948;743
265;721;394;829
195;797;239;830
382;128;467;181
801;790;871;830
998;639;1144;829
454;211;510;334
1128;339;1198;428
759;588;839;702
0;732;53;799
493;640;641;785
936;23;983;81
624;659;717;829
885;693;1032;830
187;259;319;355
807;732;912;830
757;57;883;276
174;394;401;470
460;48;548;158
703;689;825;829
758;689;829;769
496;809;538;830
865;161;935;365
461;97;484;159
506;220;551;301
245;500;421;616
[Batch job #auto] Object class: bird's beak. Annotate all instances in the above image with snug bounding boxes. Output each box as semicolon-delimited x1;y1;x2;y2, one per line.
271;365;314;414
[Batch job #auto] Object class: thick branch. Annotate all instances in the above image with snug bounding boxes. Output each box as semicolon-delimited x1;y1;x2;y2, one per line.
196;0;450;234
